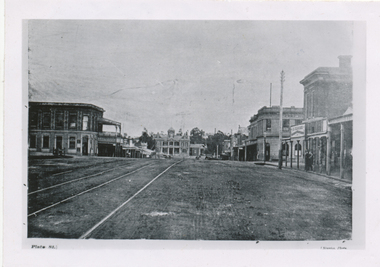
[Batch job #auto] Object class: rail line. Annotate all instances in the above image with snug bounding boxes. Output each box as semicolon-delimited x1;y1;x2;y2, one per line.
79;160;183;239
28;163;156;217
28;161;149;195
32;158;129;177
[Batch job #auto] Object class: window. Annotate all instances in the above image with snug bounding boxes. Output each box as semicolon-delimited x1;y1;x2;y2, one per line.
29;135;36;148
83;115;89;131
266;119;271;131
69;136;76;149
42;112;51;128
43;135;49;148
69;113;77;129
283;119;290;131
169;141;173;146
55;111;64;128
295;120;302;126
163;147;168;153
174;148;180;154
29;112;38;128
163;141;168;146
174;142;179;146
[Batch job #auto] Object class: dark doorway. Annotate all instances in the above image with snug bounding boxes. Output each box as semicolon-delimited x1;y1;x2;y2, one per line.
56;136;63;150
82;136;88;155
265;143;270;161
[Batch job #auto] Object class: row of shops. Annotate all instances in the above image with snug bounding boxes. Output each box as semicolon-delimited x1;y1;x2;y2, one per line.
230;55;353;180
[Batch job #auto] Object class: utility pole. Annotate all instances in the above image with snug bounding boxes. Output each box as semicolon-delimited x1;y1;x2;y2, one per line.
270;83;272;107
278;71;285;169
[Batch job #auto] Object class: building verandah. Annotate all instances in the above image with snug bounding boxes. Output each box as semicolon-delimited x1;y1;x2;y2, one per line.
280;113;352;180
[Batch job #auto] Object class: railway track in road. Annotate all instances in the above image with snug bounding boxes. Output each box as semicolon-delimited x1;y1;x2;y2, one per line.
28;161;143;195
28;162;156;217
78;160;183;239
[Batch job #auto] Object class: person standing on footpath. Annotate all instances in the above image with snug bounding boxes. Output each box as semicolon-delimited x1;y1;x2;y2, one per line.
305;150;310;171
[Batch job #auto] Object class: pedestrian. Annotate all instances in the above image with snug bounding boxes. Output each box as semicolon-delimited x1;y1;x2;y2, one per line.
309;151;314;171
305;150;310;171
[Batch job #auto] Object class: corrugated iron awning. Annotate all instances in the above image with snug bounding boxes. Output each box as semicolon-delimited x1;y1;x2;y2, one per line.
98;117;121;126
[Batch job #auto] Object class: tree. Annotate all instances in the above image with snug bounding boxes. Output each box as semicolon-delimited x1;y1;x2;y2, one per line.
138;129;156;150
205;130;228;155
190;127;205;144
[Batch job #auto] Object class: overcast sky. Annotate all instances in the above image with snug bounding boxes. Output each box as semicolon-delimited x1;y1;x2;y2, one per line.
28;20;354;136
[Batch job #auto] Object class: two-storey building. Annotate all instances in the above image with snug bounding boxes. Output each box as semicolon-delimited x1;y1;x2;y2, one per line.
247;106;304;161
299;55;353;179
28;102;122;157
154;128;190;157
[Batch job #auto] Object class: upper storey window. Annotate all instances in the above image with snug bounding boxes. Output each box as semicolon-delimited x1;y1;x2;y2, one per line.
83;115;89;131
42;112;51;129
69;113;77;129
55;111;64;129
29;111;38;128
265;119;271;132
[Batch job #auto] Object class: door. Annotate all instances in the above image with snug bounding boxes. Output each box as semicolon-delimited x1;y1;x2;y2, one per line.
56;136;63;150
265;143;270;161
82;136;88;155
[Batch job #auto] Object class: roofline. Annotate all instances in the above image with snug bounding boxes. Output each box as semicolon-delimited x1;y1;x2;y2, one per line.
29;101;105;112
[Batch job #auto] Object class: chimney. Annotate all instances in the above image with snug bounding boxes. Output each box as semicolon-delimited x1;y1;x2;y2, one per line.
338;55;352;69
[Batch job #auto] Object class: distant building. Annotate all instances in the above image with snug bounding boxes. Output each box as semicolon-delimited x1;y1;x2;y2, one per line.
189;144;206;157
154;128;190;157
232;126;249;161
28;101;122;157
299;55;353;179
246;106;304;161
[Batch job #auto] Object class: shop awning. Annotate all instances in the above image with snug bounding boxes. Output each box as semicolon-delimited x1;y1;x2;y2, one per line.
98;117;121;126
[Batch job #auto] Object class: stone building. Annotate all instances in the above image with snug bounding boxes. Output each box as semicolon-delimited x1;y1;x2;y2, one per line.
154;128;190;157
246;106;304;161
28;102;122;157
299;55;353;179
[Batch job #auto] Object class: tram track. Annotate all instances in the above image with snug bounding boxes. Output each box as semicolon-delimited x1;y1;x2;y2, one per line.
28;161;148;195
28;162;156;217
78;160;183;239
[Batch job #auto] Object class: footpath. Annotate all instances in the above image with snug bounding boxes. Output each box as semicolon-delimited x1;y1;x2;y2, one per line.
254;161;352;184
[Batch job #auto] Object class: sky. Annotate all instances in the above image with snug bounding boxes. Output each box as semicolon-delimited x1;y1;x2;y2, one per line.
28;20;354;137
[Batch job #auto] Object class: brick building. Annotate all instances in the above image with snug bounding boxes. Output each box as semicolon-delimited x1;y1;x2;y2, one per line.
28;102;122;157
299;55;353;179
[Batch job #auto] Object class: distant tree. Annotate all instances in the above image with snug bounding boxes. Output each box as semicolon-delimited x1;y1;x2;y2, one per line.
205;130;228;155
190;127;205;144
138;129;156;150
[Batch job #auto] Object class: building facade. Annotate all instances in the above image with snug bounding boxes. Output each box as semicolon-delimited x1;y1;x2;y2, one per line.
232;126;248;161
28;102;122;157
246;106;304;161
189;144;206;157
154;128;190;157
299;55;353;179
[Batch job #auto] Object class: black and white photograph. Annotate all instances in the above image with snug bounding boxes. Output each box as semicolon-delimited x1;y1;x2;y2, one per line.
26;19;357;241
3;1;378;266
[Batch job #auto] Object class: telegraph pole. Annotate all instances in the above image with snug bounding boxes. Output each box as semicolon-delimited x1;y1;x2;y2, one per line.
270;83;272;107
278;71;285;169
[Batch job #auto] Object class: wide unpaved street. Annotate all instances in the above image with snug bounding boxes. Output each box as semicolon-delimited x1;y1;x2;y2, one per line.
28;157;352;240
